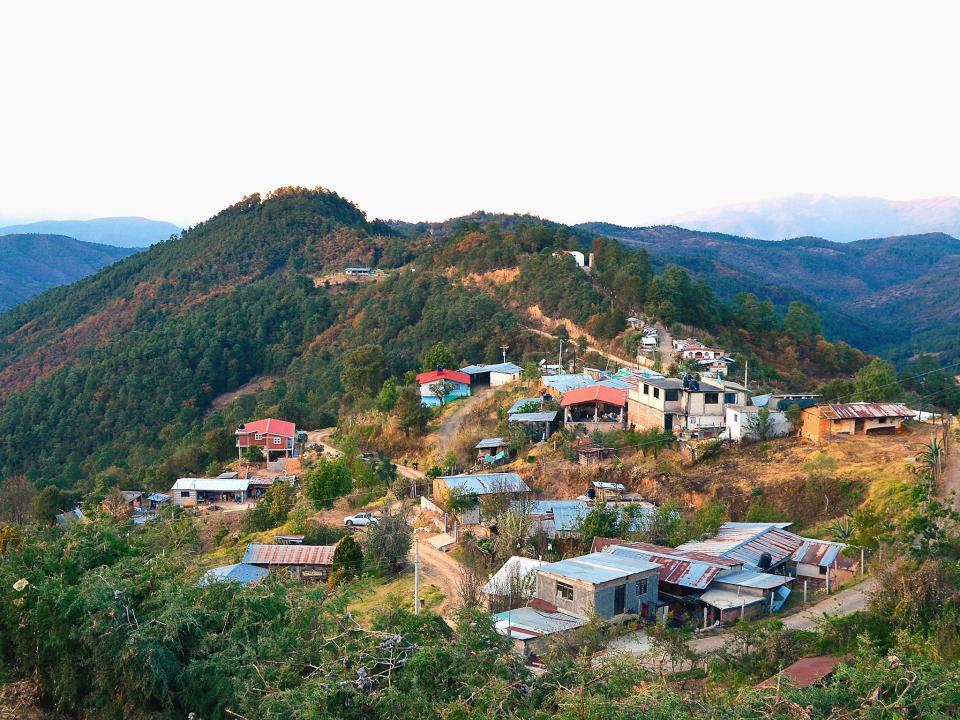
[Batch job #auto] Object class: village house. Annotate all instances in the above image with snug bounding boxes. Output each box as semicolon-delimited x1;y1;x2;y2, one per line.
535;551;660;620
790;538;859;588
679;345;725;361
459;362;523;387
540;372;595;395
416;368;472;407
433;472;532;526
675;522;803;573
724;405;793;441
475;437;510;466
627;375;748;437
560;385;627;429
241;543;336;581
235;418;297;462
482;555;546;612
800;402;914;442
101;490;144;515
508;409;559;440
344;266;373;276
171;477;250;507
525;499;592;540
146;492;171;512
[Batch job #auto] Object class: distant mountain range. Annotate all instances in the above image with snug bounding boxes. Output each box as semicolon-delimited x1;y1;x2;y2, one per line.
578;222;960;364
0;216;180;248
660;194;960;243
0;234;138;311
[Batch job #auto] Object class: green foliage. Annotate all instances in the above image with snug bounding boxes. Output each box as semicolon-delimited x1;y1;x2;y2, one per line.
303;458;352;509
420;342;457;371
342;344;388;397
746;405;773;440
853;357;901;402
377;377;399;412
394;386;431;436
243;482;296;532
332;535;364;583
243;444;264;463
364;506;412;574
783;300;822;342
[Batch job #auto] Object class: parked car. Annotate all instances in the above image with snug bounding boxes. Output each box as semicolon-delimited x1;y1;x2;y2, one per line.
344;512;379;527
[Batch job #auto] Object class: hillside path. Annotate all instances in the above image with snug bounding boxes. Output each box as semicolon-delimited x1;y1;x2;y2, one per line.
608;577;876;658
307;427;424;481
940;430;960;510
437;388;494;454
522;325;638;369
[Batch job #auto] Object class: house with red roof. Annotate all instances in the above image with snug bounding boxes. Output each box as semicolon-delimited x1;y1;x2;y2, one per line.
560;384;627;427
416;368;471;407
236;418;297;462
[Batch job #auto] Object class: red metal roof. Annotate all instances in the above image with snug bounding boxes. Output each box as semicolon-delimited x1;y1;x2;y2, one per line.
560;385;627;408
757;655;848;689
237;418;296;438
818;403;914;420
591;537;741;566
416;369;471;385
242;544;335;566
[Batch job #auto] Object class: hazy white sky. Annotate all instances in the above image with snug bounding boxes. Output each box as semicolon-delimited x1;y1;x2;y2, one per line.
3;1;959;227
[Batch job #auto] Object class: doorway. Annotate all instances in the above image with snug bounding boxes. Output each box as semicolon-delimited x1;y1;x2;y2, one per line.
614;584;626;615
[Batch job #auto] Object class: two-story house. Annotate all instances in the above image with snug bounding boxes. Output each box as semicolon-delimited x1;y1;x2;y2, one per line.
236;418;297;462
627;375;748;437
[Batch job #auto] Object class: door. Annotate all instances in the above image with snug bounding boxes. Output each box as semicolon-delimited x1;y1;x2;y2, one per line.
854;419;865;433
614;584;626;615
664;414;673;431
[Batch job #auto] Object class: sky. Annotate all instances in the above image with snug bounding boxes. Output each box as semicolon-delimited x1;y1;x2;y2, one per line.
3;1;960;228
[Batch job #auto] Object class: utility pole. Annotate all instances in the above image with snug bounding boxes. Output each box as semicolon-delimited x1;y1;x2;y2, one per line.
558;339;563;375
500;344;509;364
744;358;749;389
414;538;420;615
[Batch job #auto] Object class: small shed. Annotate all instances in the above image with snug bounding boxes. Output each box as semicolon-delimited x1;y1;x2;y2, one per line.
459;362;523;387
199;563;269;587
578;444;615;464
800;403;913;442
508;410;559;440
482;555;545;612
241;544;336;581
475;437;510;465
590;481;626;501
757;655;849;689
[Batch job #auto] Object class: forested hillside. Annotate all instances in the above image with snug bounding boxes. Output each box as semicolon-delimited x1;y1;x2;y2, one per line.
0;188;908;502
0;234;136;310
581;222;960;363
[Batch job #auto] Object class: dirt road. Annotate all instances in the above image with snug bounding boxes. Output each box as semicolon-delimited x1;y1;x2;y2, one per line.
522;325;638;369
940;429;960;510
415;537;463;618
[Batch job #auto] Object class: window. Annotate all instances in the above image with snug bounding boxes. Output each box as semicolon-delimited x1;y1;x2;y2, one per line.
643;384;649;395
273;437;282;444
255;433;263;441
665;389;679;401
635;577;648;595
818;566;828;575
180;491;190;498
704;392;719;404
878;417;887;424
556;582;574;602
653;387;660;399
724;393;737;404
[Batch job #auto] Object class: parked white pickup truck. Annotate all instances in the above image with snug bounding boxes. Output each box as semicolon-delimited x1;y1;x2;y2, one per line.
344;512;379;527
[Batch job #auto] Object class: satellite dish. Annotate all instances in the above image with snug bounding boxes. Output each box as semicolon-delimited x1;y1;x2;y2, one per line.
237;423;245;430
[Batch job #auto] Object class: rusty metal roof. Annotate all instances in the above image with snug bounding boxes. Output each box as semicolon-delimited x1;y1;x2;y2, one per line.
757;655;848;689
591;538;740;589
675;522;803;571
242;543;335;566
818;402;914;420
792;538;857;570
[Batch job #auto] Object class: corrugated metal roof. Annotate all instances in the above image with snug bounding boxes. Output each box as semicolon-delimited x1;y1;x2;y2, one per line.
439;472;531;495
792;538;856;570
508;411;558;423
171;478;250;492
560;385;627;408
675;522;803;571
541;374;595;393
757;655;848;689
712;570;791;589
475;437;507;449
818;402;914;420
146;493;170;502
591;537;742;566
527;500;591;533
594;540;734;589
237;418;296;438
699;588;767;610
492;606;587;638
539;551;659;585
242;544;336;566
199;563;269;586
592;481;626;491
508;397;542;414
459;362;523;375
481;556;545;595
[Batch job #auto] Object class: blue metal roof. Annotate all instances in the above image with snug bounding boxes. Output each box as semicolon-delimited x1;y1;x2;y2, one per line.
541;373;595;393
146;493;170;502
199;563;268;586
493;606;587;639
539;551;659;585
475;437;507;449
439;472;531;495
527;500;591;532
459;362;523;375
508;411;557;423
508;397;542;414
